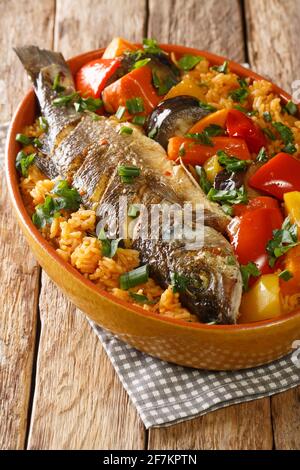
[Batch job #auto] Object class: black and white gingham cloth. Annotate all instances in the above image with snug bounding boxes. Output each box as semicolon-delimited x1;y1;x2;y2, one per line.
91;322;300;428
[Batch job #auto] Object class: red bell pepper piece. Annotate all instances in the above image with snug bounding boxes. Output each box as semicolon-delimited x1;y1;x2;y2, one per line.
75;58;121;99
102;66;160;117
228;207;283;274
226;109;267;154
167;136;251;165
249;152;300;200
233;196;280;217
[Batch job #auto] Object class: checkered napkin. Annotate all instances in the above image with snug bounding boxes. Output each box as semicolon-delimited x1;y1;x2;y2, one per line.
2;120;300;429
91;323;300;428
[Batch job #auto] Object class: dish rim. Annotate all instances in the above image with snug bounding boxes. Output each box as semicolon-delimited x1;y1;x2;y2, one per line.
5;42;300;332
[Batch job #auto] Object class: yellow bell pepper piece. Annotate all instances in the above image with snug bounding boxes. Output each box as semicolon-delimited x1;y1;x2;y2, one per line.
239;274;282;323
284;191;300;235
164;77;206;101
203;155;223;183
102;37;138;59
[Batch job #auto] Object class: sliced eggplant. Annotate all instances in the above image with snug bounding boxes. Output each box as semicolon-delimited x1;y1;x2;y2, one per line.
214;169;245;191
146;96;212;149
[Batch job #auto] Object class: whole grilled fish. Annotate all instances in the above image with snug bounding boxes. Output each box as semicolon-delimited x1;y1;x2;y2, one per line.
15;45;242;324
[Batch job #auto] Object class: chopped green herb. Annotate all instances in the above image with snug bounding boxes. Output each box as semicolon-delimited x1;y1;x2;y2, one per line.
142;38;162;54
132;115;146;126
15;151;35;177
217;150;250;172
16;133;32;145
262;127;276;141
240;262;261;291
51;180;82;211
132;58;151;70
263;112;272;122
119;126;133;135
185;132;214;146
284;100;298;116
207;185;248;205
272;121;294;145
148;127;157;139
170;272;189;293
120;265;149;290
198;101;217;112
229;87;249;103
118;165;140;183
98;229;121;258
38;116;48;132
256;146;269;163
212;61;229;74
282;142;297;154
115;105;126;120
266;216;300;267
221;204;233;216
152;70;177;95
126;97;144;114
195;166;212;194
128;204;140;218
52;92;78;107
203;124;225;137
227;255;237;266
178;54;203;71
74;96;102;113
32;196;61;228
129;292;156;304
279;270;293;282
234;105;258;117
178;143;186;157
52;73;65;92
33;137;42;148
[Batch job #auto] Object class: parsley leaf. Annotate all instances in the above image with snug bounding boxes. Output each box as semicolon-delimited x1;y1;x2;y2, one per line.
152;70;177;95
203;124;225;137
229;87;249;103
170;272;189;293
98;229;121;258
129;292;156;304
217;150;250;172
240;262;261;291
198;101;217;112
284;100;298;116
262;127;276;141
207;185;248;205
132;58;151;70
256;146;269;163
142;38;162;54
195;166;212;194
272;122;294;145
15;151;35;177
266;217;300;267
279;270;293;282
51;180;82;211
32;196;61;228
178;54;203;71
212;61;229;74
185;132;214;146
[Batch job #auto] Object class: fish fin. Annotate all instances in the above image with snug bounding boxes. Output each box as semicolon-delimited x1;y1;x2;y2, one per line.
14;45;70;84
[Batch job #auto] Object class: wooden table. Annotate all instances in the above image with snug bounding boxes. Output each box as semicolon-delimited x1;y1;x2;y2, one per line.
1;0;300;450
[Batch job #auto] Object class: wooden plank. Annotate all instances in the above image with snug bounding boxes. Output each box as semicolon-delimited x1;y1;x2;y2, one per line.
272;388;300;450
245;0;300;449
148;400;273;450
148;0;245;61
27;274;145;450
245;0;300;90
0;0;56;123
147;0;273;450
27;0;147;449
0;0;55;450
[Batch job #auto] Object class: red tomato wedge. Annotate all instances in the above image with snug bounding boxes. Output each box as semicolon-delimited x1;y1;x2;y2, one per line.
75;58;121;99
233;196;280;217
167;136;251;165
188;109;229;134
102;65;160;117
228;207;283;274
226;109;267;154
249;152;300;200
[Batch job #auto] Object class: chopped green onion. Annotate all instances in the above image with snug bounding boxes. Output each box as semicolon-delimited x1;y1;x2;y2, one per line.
74;96;102;113
217;150;250;172
170;272;189;293
212;61;229;74
52;73;65;92
126;97;144;114
256;147;269;163
203;124;225;137
132;115;146;126
198;101;217;112
38;116;48;132
148;127;157;139
119;126;133;135
282;142;297;154
15;133;32;145
115;106;126;120
185;132;214;146
120;265;149;290
221;204;233;216
207;185;248;205
118;165;141;177
98;229;121;258
33;137;42;148
234;105;258;117
195;165;211;194
178;54;203;71
272;121;294;145
52;92;78;107
178;143;186;157
229;87;249;103
128;204;140;218
132;58;151;70
263;127;276;141
129;292;156;304
278;270;293;282
284;100;298;116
